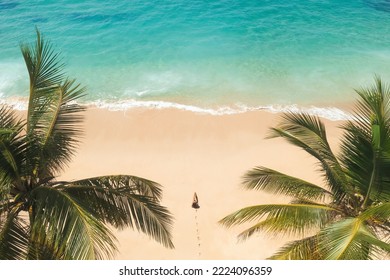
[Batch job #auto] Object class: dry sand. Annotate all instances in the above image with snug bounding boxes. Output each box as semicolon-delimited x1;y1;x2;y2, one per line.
59;107;344;260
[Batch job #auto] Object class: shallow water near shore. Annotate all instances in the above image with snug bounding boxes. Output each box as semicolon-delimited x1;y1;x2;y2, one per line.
1;0;390;118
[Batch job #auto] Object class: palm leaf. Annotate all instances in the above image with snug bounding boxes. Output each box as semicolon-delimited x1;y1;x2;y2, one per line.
20;29;65;134
318;217;390;260
0;211;29;260
66;175;164;202
35;79;86;177
243;166;332;201
58;175;174;249
220;203;338;237
361;202;390;222
268;112;348;200
340;125;390;204
354;76;390;129
340;78;390;205
0;106;27;192
21;30;86;177
0;106;24;132
236;218;278;241
268;235;320;260
339;124;374;191
29;186;117;260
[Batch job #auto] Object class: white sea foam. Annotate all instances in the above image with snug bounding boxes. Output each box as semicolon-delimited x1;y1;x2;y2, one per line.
0;98;28;111
264;104;353;121
87;99;353;121
0;96;352;121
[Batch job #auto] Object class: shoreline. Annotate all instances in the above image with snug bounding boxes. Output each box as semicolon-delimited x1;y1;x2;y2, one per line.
56;107;344;259
2;96;354;121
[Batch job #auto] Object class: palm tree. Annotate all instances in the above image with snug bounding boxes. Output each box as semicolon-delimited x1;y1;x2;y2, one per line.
0;30;174;260
220;78;390;259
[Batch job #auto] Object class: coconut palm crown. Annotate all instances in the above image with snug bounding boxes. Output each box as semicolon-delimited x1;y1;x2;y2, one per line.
220;78;390;259
0;30;173;260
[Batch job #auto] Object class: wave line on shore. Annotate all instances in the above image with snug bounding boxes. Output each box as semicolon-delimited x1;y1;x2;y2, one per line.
1;98;352;121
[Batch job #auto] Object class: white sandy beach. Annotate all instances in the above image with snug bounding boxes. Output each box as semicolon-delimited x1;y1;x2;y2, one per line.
58;108;344;259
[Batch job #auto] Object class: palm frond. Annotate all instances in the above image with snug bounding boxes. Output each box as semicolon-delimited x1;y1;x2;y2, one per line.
318;217;389;260
67;175;164;201
0;106;27;192
29;186;117;260
357;232;390;259
20;29;65;134
340;125;390;205
268;112;348;199
361;202;390;222
220;203;338;237
354;76;390;129
0;211;29;260
340;78;390;205
0;106;24;131
21;29;86;177
236;218;278;241
57;175;174;249
339;124;374;189
243;166;331;201
268;235;320;260
35;79;86;177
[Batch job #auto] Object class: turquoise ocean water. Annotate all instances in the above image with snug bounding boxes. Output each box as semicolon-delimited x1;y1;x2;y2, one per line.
1;0;390;119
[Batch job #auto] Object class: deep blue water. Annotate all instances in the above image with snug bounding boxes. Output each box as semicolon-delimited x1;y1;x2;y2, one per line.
0;0;390;116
